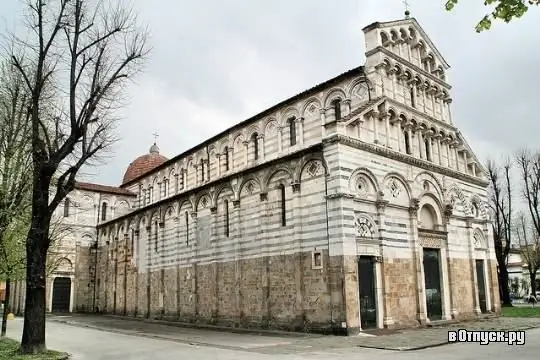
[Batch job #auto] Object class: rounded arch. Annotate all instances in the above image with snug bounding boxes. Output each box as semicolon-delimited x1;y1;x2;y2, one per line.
418;194;444;230
239;177;262;197
177;199;193;215
213;183;234;206
473;227;487;248
390;29;399;42
380;31;390;45
195;191;212;211
219;139;231;154
346;78;368;99
264;167;294;191
382;172;412;199
280;106;300;126
349;167;380;193
246;124;261;139
415;171;444;199
297;155;328;181
232;132;245;146
354;214;378;239
301;97;322;117
323;87;347;108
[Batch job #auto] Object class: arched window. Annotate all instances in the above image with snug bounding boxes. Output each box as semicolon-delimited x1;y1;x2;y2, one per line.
180;169;185;190
185;211;189;245
425;138;431;161
149;187;154;203
404;130;411;155
279;184;286;226
252;133;259;160
224;200;230;237
288;117;297;146
332;99;342;120
101;202;107;221
138;185;143;207
223;146;230;171
163;179;169;198
63;198;70;217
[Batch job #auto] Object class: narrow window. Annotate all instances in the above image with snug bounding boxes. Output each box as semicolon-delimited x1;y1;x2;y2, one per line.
101;202;107;221
224;147;230;171
279;184;286;226
180;169;185;190
252;133;259;160
139;185;143;207
224;200;230;237
149;187;154;203
154;222;158;252
425;138;431;161
185;211;189;245
332;99;342;120
288;118;297;146
200;159;205;182
63;198;70;217
410;88;416;108
404;130;411;155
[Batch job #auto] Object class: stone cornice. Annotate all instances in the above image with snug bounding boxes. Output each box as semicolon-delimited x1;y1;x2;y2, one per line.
368;47;451;90
385;98;456;133
98;144;324;229
323;134;488;187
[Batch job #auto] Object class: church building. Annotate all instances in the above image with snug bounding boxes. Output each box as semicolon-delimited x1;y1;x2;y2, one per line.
9;16;499;334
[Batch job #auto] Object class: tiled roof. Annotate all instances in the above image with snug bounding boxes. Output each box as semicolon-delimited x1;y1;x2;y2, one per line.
121;152;168;185
74;182;136;196
119;66;366;187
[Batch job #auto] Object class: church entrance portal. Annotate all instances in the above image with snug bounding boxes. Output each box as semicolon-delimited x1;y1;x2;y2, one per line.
475;259;487;313
51;277;71;313
358;256;377;329
423;248;442;321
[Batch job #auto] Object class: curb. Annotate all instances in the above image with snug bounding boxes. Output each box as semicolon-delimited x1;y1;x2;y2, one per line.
47;318;252;351
357;341;452;351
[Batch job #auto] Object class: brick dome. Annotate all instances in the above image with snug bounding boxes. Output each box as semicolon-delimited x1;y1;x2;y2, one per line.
122;143;168;185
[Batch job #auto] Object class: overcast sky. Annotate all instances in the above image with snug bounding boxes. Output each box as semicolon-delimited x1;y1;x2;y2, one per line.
1;0;539;186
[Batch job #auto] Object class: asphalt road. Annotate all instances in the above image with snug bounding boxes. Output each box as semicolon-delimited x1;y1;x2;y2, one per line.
4;317;540;360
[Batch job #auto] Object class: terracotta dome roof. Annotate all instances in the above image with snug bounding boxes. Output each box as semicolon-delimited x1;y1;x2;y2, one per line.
122;143;168;185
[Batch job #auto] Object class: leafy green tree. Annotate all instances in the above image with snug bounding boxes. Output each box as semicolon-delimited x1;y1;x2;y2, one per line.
0;212;29;337
446;0;539;32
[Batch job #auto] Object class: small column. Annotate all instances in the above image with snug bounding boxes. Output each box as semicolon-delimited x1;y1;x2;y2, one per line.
298;117;304;145
372;113;379;144
407;127;413;155
243;140;248;165
466;217;482;315
418;129;425;159
390;70;397;98
446;99;453;124
396;122;403;153
258;134;265;160
409;199;427;324
194;164;199;185
228;147;234;170
343;99;351;117
383;113;391;148
436;136;442;165
444;140;450;167
454;147;461;172
174;174;179;194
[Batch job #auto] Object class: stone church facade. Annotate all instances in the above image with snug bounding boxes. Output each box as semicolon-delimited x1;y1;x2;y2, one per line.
10;17;499;334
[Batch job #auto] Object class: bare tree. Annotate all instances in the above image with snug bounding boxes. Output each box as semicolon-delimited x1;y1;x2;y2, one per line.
516;150;540;296
486;159;513;306
0;59;33;338
7;0;149;353
514;212;540;297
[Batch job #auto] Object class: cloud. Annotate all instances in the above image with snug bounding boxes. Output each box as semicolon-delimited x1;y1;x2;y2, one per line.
1;0;537;186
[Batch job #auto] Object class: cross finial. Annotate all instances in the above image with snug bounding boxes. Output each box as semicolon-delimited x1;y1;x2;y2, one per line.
152;132;159;143
403;0;410;18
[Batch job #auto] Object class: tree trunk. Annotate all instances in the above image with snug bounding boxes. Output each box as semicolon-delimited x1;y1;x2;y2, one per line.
498;265;512;306
20;181;51;354
1;277;11;337
531;271;538;296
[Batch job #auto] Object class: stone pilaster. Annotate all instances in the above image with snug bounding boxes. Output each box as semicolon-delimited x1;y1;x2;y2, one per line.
465;217;481;315
233;199;242;320
409;198;427;324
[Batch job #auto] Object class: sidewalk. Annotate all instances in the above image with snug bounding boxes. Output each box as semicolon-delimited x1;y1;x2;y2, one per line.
47;314;540;353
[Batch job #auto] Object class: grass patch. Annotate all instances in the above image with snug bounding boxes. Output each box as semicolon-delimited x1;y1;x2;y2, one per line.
502;306;540;318
0;338;68;360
